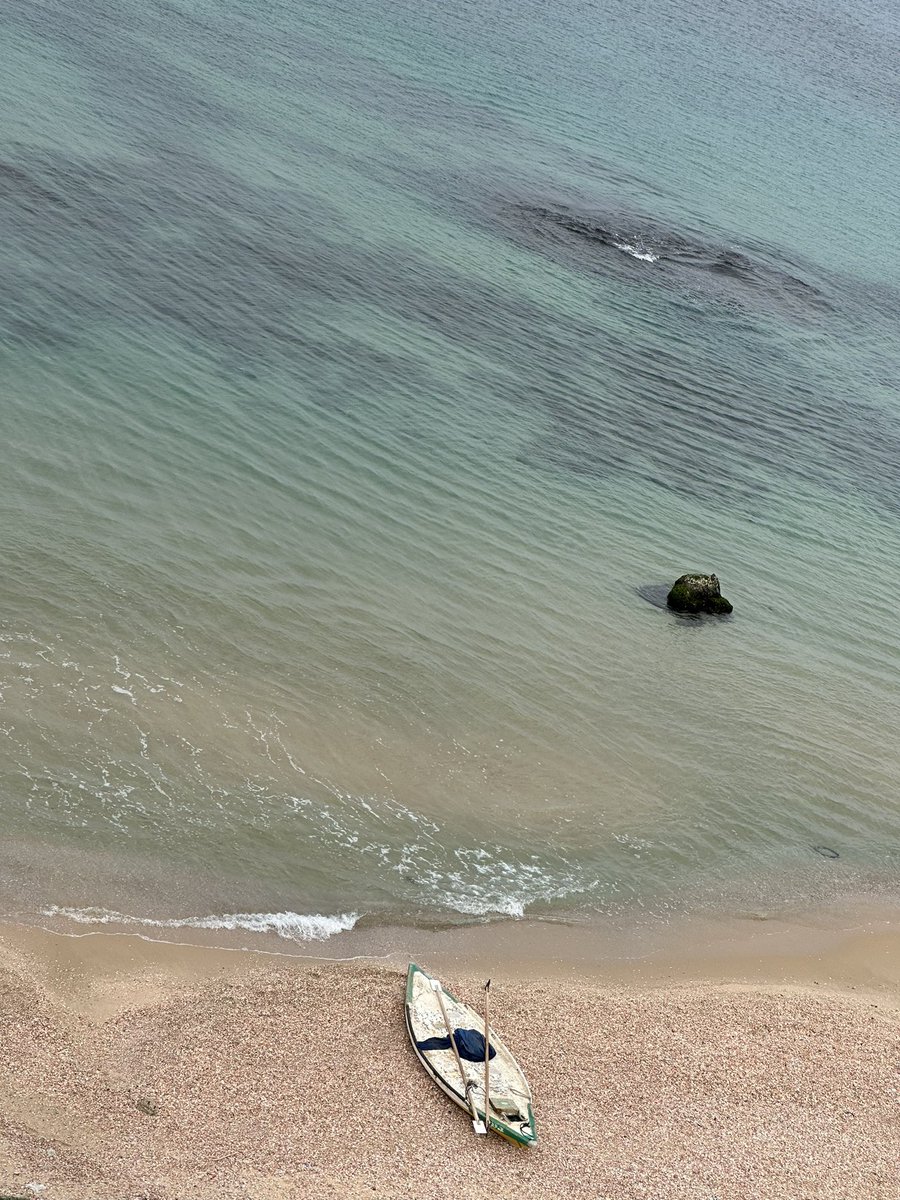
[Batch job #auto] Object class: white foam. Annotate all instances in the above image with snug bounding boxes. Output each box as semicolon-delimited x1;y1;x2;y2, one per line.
41;905;358;942
613;240;660;263
447;893;526;918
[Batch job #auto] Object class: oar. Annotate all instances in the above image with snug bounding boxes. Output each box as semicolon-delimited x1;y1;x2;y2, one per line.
483;979;491;1131
430;978;486;1135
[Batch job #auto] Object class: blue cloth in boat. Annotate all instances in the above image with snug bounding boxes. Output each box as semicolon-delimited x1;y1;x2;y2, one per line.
416;1028;496;1061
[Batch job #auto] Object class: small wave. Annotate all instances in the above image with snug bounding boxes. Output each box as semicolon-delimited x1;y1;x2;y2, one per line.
282;792;594;920
612;240;659;263
442;893;527;918
40;905;359;941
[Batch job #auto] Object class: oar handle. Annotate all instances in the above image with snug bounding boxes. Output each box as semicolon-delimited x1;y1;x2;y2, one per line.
431;979;486;1134
483;980;491;1130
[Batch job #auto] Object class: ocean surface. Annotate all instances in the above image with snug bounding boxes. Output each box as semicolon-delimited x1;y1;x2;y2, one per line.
1;0;899;947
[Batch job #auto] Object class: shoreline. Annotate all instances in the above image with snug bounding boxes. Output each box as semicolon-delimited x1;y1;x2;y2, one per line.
1;915;898;1198
13;891;900;997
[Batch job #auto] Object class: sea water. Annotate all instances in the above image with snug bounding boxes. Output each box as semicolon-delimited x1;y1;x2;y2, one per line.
1;0;899;944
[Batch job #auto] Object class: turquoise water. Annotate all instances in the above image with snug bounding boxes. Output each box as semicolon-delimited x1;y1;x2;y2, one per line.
1;0;899;942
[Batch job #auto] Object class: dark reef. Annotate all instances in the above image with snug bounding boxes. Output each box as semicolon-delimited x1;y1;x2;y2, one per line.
666;573;733;615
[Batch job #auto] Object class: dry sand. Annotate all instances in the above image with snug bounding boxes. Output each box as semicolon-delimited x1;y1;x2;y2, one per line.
0;922;898;1200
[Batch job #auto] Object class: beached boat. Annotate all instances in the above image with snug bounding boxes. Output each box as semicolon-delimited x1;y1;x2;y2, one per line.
404;961;537;1147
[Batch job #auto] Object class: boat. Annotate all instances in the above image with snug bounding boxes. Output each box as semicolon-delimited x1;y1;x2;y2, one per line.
404;961;537;1147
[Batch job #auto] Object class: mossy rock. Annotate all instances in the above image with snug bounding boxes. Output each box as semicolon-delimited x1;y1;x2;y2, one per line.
666;573;733;615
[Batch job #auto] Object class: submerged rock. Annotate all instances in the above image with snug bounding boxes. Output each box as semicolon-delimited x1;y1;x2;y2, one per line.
666;573;733;615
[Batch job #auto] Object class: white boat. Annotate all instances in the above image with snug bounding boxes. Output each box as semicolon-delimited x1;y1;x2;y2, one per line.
404;962;537;1147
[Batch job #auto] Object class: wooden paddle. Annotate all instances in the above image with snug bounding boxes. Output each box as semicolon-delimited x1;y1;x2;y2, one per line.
483;979;491;1131
430;978;487;1135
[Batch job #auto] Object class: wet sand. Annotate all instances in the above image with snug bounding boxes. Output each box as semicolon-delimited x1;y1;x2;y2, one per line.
0;919;898;1200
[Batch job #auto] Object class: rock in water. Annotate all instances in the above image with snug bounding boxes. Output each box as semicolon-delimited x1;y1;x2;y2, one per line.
666;573;733;615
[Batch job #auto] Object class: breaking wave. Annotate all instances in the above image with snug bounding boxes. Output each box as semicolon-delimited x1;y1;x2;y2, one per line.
40;905;359;942
612;240;660;263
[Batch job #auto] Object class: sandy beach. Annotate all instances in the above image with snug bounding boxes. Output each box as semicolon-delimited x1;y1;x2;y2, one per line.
0;920;898;1200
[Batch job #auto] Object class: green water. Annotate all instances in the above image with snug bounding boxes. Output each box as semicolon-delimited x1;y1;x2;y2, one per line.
1;0;899;942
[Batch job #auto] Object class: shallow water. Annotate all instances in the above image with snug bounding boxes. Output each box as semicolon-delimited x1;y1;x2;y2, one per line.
1;0;899;943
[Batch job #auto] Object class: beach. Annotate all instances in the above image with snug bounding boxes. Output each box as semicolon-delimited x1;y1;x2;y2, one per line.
1;921;898;1200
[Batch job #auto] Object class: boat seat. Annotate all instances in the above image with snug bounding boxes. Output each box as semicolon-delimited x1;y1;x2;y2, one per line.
490;1094;526;1119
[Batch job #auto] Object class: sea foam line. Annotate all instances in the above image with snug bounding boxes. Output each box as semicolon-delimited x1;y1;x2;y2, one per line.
40;905;358;942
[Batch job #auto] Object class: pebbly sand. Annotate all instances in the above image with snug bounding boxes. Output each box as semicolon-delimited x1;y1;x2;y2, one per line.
0;921;898;1200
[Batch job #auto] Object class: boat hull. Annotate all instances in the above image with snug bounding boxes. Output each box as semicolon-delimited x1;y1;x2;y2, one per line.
404;962;537;1147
